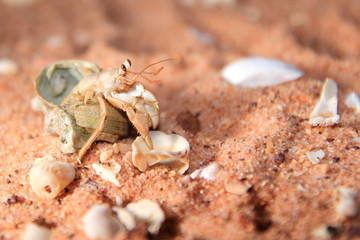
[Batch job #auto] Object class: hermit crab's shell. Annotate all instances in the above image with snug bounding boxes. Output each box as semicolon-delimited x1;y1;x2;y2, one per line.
35;60;101;108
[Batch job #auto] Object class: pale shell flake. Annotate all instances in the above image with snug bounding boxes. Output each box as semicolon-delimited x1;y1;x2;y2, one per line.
23;223;51;240
221;57;303;88
126;199;165;234
306;150;325;164
29;156;75;199
190;162;220;180
345;92;360;114
132;131;190;174
113;207;136;231
83;204;121;240
335;187;358;219
310;78;340;126
92;162;121;187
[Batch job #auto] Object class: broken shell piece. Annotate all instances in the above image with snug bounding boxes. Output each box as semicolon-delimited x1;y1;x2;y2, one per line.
126;199;165;234
335;187;358;219
23;223;51;240
92;162;121;187
190;162;220;180
113;207;136;231
29;156;75;199
132;131;190;174
221;57;303;88
310;78;340;126
345;92;360;114
306;150;325;164
83;204;121;240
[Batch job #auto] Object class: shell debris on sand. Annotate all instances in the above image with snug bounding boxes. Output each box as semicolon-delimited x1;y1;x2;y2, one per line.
29;156;75;199
92;162;121;187
190;162;220;180
345;92;360;113
23;223;51;240
306;150;325;164
132;131;190;174
335;187;358;220
221;57;303;88
125;199;165;234
309;78;340;126
83;204;121;240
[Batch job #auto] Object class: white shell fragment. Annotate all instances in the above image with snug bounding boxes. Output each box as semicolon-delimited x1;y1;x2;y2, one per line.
306;150;325;164
126;199;165;234
23;223;51;240
0;59;18;75
190;162;220;180
345;92;360;113
221;57;303;88
92;162;121;187
83;204;121;240
335;187;358;219
310;78;340;126
132;131;190;174
29;156;75;199
113;207;136;231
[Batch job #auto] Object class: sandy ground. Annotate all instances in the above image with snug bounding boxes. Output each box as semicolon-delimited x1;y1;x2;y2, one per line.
0;0;360;239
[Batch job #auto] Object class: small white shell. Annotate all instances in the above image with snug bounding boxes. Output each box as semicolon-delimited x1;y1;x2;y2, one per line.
113;207;136;231
126;199;165;234
345;92;360;114
221;57;303;88
335;187;358;219
0;59;18;75
83;204;121;240
23;223;51;240
92;162;121;187
306;150;325;164
190;162;220;180
29;156;75;199
132;131;190;174
310;78;340;126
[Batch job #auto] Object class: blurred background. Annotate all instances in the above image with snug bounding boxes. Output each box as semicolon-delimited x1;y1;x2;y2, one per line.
1;0;360;62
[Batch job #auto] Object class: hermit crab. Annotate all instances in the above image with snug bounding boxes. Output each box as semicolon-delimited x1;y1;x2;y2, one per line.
63;59;166;162
35;59;167;162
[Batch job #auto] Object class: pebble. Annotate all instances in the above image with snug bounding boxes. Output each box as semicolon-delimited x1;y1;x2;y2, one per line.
0;59;18;75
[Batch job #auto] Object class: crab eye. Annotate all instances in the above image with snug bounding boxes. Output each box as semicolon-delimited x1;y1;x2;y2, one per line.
121;64;127;71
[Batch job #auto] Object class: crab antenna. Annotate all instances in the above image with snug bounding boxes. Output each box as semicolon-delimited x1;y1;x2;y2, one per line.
133;59;175;83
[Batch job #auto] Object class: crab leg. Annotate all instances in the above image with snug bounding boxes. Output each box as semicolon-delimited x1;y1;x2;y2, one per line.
77;96;107;163
105;95;154;149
